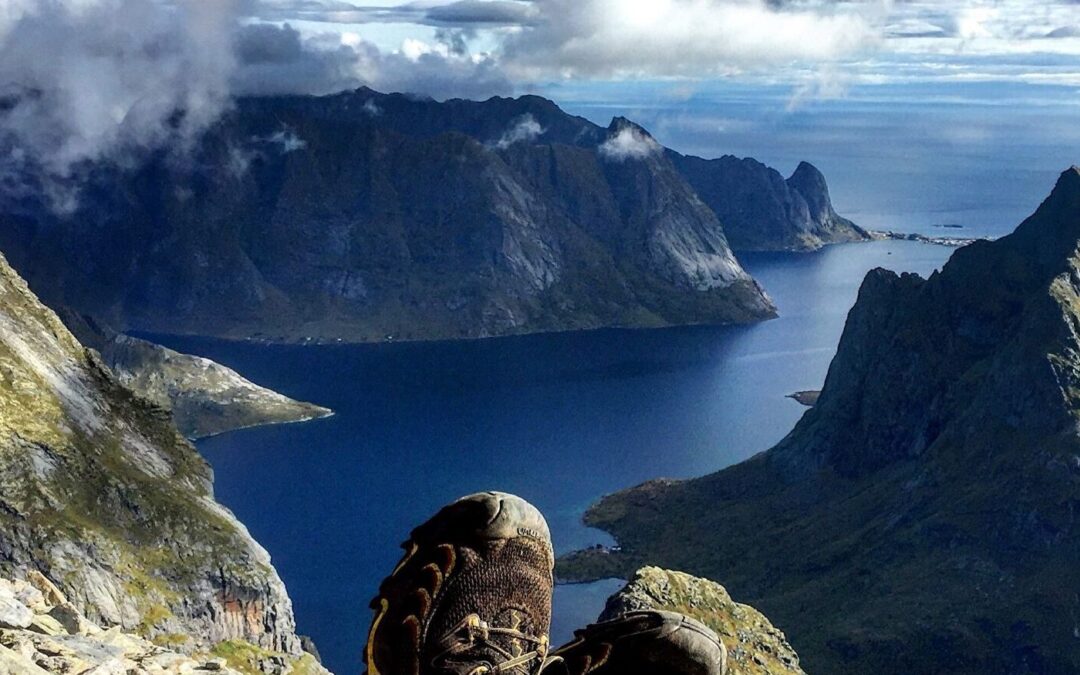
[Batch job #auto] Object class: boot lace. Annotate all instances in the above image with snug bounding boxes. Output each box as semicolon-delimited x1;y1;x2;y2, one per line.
433;613;552;674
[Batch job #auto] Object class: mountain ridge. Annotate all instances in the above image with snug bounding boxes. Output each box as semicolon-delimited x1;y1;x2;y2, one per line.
0;88;860;344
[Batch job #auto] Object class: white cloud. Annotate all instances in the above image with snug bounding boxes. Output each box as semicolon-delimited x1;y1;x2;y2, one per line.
787;66;853;110
264;128;308;152
599;126;662;161
501;0;883;80
493;113;544;149
0;5;510;208
231;23;510;100
0;0;237;187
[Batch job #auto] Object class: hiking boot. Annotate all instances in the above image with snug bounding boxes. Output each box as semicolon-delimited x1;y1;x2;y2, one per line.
543;611;726;675
365;492;555;675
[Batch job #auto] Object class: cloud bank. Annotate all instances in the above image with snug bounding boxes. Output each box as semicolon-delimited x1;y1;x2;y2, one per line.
2;0;1078;209
501;0;883;80
0;0;507;205
0;0;236;203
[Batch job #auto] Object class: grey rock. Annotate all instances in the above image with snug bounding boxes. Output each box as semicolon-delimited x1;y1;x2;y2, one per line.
27;614;65;636
48;601;98;636
0;645;51;675
1;572;331;673
0;589;32;629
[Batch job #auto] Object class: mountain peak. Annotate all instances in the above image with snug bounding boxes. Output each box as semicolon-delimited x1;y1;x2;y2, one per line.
1002;165;1080;269
787;161;828;196
1056;164;1080;194
1038;164;1080;211
607;116;651;136
790;161;823;180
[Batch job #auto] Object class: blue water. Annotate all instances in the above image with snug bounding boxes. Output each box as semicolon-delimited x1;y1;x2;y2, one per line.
149;240;952;674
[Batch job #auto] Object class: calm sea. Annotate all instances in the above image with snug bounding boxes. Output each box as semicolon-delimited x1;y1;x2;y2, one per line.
151;240;954;673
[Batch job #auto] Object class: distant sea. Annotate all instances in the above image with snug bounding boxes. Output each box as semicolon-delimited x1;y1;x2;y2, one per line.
150;239;957;674
551;79;1078;240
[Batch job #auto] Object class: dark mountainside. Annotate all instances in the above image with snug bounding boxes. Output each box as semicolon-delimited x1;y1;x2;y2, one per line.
559;168;1080;674
0;89;855;344
0;89;787;343
672;154;869;251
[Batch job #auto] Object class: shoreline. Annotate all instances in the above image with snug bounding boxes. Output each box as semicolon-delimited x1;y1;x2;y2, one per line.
869;230;989;247
190;408;335;442
130;315;774;350
122;238;969;349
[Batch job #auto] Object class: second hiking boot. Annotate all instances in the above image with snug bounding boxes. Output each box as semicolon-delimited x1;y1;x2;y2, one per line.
544;610;727;675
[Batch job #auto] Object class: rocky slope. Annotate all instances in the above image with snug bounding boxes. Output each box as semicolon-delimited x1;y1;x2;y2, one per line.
559;168;1080;674
0;574;325;674
602;567;804;675
0;252;322;672
61;313;331;439
671;155;868;252
0;89;795;343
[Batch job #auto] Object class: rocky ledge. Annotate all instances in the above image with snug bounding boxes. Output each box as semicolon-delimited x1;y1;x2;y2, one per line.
0;574;324;674
59;312;332;439
603;567;804;675
102;334;333;440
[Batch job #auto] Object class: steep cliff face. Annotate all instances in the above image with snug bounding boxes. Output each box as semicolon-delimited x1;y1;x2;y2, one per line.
0;253;313;666
560;169;1080;674
672;154;867;252
0;89;774;344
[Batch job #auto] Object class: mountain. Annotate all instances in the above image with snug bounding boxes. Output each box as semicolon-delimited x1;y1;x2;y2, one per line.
0;253;321;672
0;89;779;344
602;567;805;675
671;154;869;252
559;168;1080;674
59;312;331;439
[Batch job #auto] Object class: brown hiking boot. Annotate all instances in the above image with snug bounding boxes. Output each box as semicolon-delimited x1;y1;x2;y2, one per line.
543;611;727;675
365;492;555;675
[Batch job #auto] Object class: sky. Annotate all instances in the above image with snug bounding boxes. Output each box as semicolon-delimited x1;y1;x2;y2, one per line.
0;0;1077;229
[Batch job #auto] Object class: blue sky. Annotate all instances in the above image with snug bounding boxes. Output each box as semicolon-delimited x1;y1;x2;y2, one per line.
0;1;1077;226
